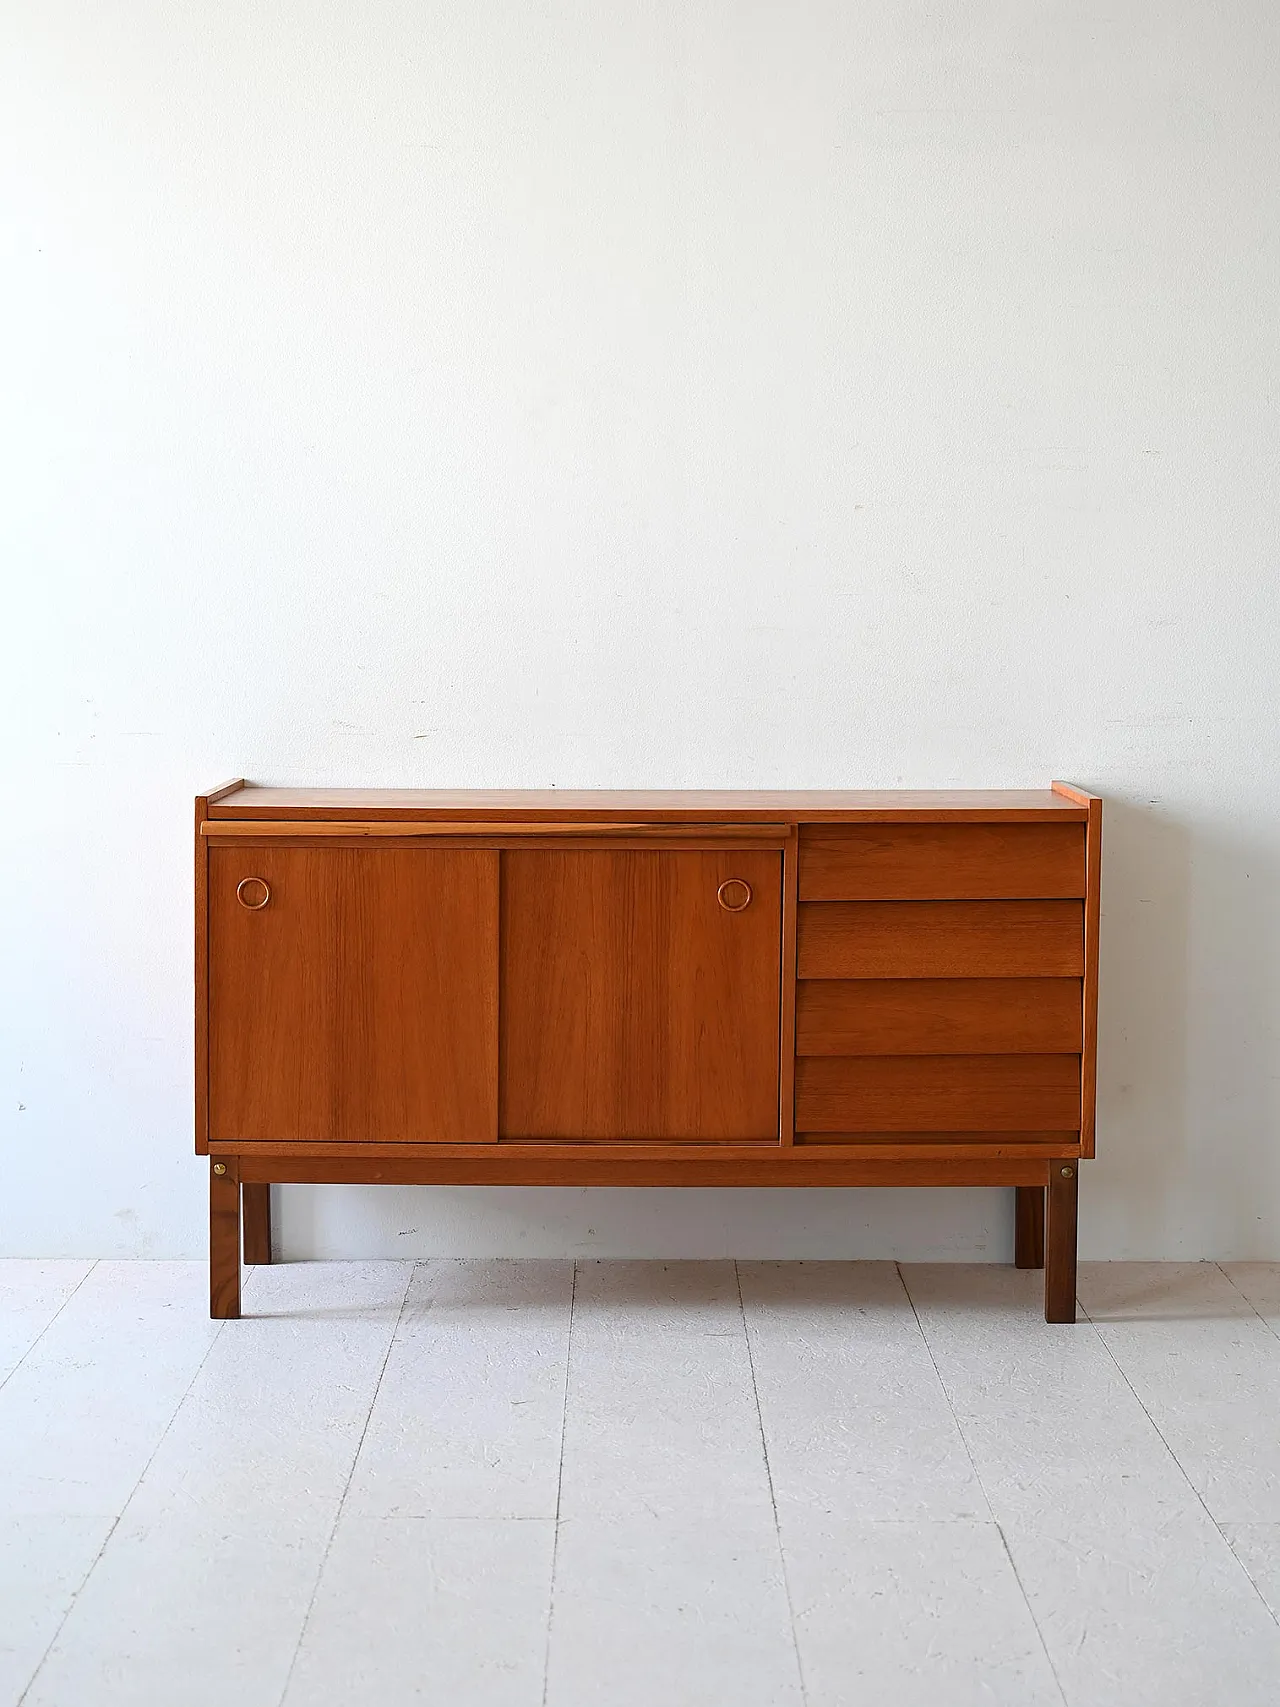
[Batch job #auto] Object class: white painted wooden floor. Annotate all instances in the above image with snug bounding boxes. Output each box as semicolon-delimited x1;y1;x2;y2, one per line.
3;1259;1280;1706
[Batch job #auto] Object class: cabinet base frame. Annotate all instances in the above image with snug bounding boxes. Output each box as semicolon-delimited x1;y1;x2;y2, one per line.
242;1183;272;1266
208;1154;1079;1324
1014;1186;1046;1269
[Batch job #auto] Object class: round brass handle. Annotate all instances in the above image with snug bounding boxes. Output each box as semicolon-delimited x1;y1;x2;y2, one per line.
236;877;271;910
717;878;753;913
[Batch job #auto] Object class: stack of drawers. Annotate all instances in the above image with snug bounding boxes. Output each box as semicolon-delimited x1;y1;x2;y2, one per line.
794;824;1087;1147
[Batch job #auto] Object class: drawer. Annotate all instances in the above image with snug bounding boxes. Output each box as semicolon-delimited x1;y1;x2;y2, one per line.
797;901;1084;979
795;1054;1082;1132
799;823;1085;900
796;978;1083;1055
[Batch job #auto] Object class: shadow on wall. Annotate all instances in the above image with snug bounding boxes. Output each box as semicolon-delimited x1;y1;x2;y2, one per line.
1092;794;1280;1258
1091;795;1190;1251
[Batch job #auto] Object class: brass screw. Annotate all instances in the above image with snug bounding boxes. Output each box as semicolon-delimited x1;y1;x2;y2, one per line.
1060;1166;1074;1179
212;1163;227;1176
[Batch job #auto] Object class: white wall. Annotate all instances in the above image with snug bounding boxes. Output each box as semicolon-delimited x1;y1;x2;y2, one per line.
3;1;1278;1261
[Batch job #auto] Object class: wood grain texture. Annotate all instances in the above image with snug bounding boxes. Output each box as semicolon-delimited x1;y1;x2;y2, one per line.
209;1161;241;1319
1046;1161;1079;1322
208;846;499;1143
799;823;1086;900
795;1054;1082;1131
500;849;782;1140
206;786;1087;823
1015;1185;1045;1268
796;978;1083;1055
798;901;1085;979
241;1182;271;1265
235;1152;1052;1187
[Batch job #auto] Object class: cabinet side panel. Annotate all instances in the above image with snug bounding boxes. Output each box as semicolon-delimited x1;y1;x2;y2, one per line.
1081;796;1102;1157
195;796;210;1154
778;831;799;1143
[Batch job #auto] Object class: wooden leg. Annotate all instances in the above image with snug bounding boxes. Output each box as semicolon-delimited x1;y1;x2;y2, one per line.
1015;1186;1045;1269
1045;1162;1078;1323
210;1162;241;1320
242;1183;272;1266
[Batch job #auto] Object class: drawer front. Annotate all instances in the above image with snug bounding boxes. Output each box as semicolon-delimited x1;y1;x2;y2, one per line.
795;1054;1082;1132
796;978;1083;1055
797;901;1084;979
799;823;1085;900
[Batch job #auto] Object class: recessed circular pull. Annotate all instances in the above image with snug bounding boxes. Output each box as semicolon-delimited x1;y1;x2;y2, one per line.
717;878;753;913
236;876;271;910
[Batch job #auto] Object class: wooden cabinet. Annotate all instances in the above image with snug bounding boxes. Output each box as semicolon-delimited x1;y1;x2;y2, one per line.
196;784;1101;1324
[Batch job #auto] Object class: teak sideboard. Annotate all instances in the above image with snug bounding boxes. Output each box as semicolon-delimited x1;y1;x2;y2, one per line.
195;783;1101;1322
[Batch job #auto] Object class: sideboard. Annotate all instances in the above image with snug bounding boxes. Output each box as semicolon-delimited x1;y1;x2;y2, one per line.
195;782;1101;1322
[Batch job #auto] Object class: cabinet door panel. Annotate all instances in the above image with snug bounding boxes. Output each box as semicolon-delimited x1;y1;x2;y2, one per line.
208;847;498;1143
500;850;782;1140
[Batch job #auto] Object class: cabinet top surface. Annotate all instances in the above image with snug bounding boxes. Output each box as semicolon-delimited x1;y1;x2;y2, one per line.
203;785;1092;823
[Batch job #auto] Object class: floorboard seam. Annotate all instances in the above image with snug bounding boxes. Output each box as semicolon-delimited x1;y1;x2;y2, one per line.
271;1258;416;1707
16;1266;233;1707
895;1262;1071;1707
735;1261;810;1707
1209;1264;1280;1624
0;1260;99;1399
540;1258;577;1707
1078;1292;1280;1634
1216;1261;1280;1349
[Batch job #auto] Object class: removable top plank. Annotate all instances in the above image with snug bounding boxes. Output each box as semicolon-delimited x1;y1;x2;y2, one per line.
201;821;790;841
205;786;1087;823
